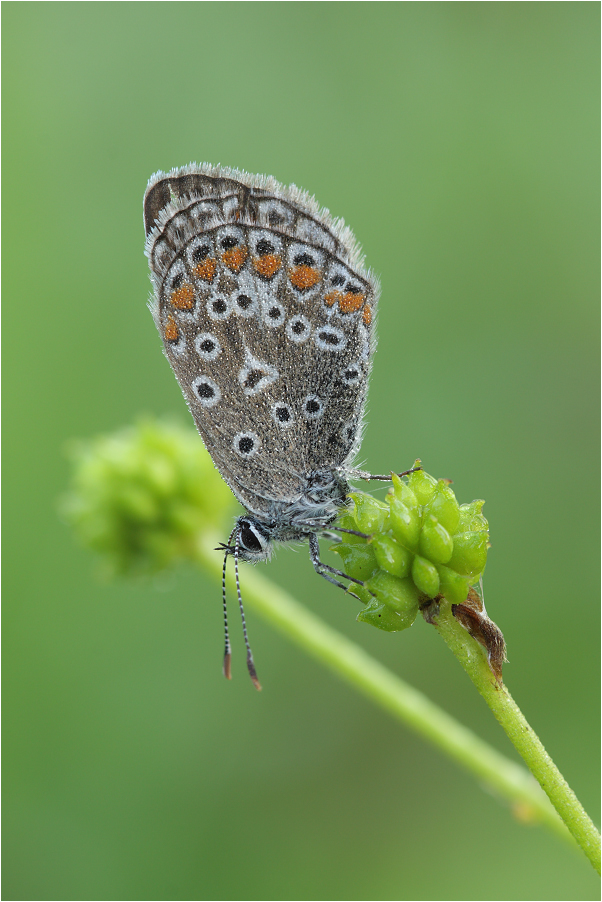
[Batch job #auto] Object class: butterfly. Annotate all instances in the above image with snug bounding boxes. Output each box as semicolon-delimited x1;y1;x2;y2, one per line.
144;163;412;687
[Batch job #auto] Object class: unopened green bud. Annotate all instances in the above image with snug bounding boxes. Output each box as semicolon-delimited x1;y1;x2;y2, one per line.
371;534;413;578
63;419;234;575
389;496;421;550
333;543;378;582
447;531;488;578
336;463;490;628
407;465;437;505
423;481;460;535
357;597;418;632
457;500;488;533
390;472;419;508
350;492;387;533
411;555;440;597
365;571;421;613
418;514;453;564
437;565;471;606
120;484;159;522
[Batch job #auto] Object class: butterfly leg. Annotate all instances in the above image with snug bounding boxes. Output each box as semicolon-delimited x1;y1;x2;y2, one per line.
349;465;422;482
308;533;363;596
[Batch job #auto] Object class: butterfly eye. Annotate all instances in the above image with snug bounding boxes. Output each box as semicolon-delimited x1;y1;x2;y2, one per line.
239;522;265;553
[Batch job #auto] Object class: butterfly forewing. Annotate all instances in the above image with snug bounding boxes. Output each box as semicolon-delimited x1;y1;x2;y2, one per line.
144;164;379;517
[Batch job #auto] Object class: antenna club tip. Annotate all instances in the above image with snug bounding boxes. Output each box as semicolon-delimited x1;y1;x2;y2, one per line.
247;656;261;690
223;653;232;680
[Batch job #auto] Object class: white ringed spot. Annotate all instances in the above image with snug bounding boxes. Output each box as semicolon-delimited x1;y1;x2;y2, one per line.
302;394;324;420
233;432;260;459
314;324;346;352
195;332;221;361
206;293;232;321
263;300;286;328
286;315;311;343
271;402;295;428
191;375;221;408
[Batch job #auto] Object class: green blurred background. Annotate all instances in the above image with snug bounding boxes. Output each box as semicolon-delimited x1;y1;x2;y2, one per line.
3;3;599;899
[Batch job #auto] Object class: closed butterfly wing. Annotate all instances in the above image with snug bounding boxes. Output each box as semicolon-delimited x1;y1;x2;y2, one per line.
144;164;379;518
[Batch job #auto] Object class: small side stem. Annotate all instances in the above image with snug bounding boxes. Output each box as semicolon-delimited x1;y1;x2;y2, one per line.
195;533;598;862
432;597;600;873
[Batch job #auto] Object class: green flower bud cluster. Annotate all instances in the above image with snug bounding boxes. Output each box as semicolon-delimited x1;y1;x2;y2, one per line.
63;420;234;575
334;463;489;633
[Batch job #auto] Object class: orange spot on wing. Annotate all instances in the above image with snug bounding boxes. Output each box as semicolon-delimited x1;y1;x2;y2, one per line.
221;246;247;272
253;254;281;279
325;288;366;314
288;265;321;290
193;258;217;281
339;292;365;313
362;304;372;325
170;282;195;310
164;315;179;342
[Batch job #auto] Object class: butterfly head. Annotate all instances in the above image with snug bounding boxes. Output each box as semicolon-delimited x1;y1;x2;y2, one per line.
230;516;274;563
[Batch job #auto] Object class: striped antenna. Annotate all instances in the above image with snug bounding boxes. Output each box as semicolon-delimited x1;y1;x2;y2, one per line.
234;528;261;691
221;527;235;681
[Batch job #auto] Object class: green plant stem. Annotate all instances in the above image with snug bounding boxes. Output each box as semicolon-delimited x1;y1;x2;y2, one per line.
432;598;600;873
195;532;599;868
